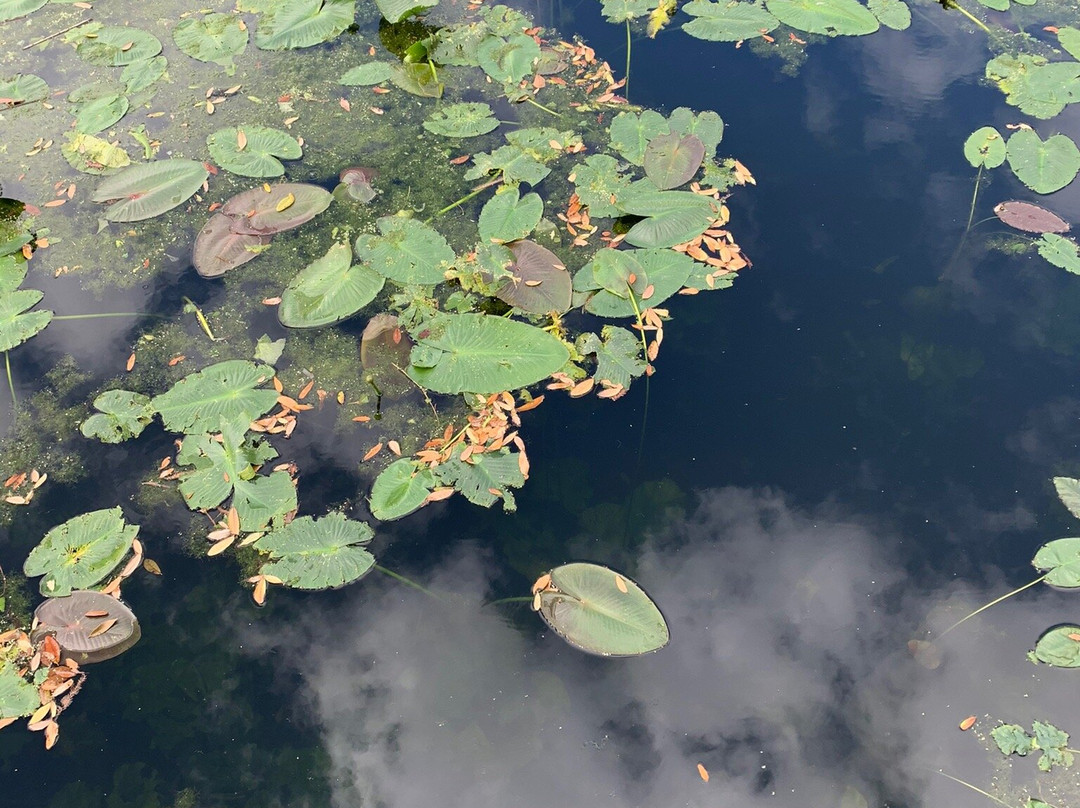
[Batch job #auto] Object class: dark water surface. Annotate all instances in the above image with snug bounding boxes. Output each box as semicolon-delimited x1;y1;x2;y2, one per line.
3;2;1080;807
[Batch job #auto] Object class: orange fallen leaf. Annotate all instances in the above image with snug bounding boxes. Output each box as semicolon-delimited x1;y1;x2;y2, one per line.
372;86;390;94
226;506;240;536
88;618;118;638
262;297;282;305
168;355;186;366
44;720;59;750
143;559;162;575
960;716;977;731
369;106;384;115
273;377;284;392
126;352;136;371
84;610;109;618
352;415;371;423
532;573;551;593
697;763;709;782
424;487;455;503
298;379;314;400
339;98;351;111
516;395;544;413
253;575;267;605
449;154;471;165
614;574;628;593
1068;632;1080;642
363;443;383;461
236;129;247;151
388;440;402;456
208;536;235;556
569;378;594;397
42;199;66;208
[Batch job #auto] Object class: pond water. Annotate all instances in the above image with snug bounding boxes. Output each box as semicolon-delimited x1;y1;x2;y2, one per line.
3;0;1080;806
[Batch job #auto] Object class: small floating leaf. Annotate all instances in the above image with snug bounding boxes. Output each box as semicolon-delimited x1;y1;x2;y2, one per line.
340;62;395;85
1031;537;1080;588
369;459;437;521
479;187;544;243
0;73;48;106
92;159;210;222
207;126;301;178
172;13;248;74
76;26;163;66
374;0;438;23
1037;234;1080;275
0;263;53;351
1006;129;1080;195
23;507;139;597
535;562;669;656
354;216;455;286
866;0;910;30
963;126;1006;169
1054;476;1080;519
80;390;154;443
960;716;977;731
993;201;1070;233
423;102;500;138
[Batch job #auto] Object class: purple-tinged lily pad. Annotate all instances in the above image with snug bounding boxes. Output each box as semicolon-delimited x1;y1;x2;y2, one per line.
193;213;273;277
643;133;706;191
496;240;573;314
993;201;1071;234
31;590;140;665
222;182;332;235
360;313;414;398
337;166;377;203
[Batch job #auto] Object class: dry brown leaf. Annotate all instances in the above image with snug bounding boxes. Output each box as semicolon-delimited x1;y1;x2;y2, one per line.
236;129;247;151
531;573;551;593
143;558;162;575
339;98;351;111
226;506;240;536
569;378;594;398
253;576;267;605
83;610;109;618
614;574;628;593
168;355;186;366
424;487;455;504
298;380;314;400
352;415;371;423
387;440;402;456
125;352;135;371
44;720;59;750
208;536;236;556
88;618;118;638
362;443;383;461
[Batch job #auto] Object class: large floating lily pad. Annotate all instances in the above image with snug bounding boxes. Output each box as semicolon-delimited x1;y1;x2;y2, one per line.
0;663;39;719
993;201;1070;234
986;55;1080;120
255;513;376;589
76;26;163;66
1006;130;1080;195
355;216;455;286
681;0;779;42
0;0;47;22
765;0;879;35
279;242;385;328
152;359;279;435
369;459;436;521
407;313;570;394
72;93;129;135
173;13;248;74
207;126;302;178
222;183;332;234
92;160;210;222
80;390;154;443
193;213;274;278
496;239;572;314
32;591;141;664
618;187;717;249
534;562;670;656
1032;537;1080;588
255;0;355;50
23;508;138;597
1031;625;1080;668
478;187;544;244
375;0;438;23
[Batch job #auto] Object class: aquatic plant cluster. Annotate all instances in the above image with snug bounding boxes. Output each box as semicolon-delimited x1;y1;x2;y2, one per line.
1;0;750;742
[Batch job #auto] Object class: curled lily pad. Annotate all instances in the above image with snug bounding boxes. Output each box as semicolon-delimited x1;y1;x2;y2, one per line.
255;0;355;50
993;201;1070;234
92;159;210;222
31;591;141;664
222;183;332;234
1031;625;1080;667
496;239;572;314
337;166;377;203
23;508;139;597
361;314;413;398
193;213;274;278
207;126;302;178
533;562;670;656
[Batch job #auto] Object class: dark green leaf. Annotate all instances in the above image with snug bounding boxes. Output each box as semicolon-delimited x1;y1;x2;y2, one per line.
81;390;154;443
423;102;499;137
173;13;248;74
207;126;302;178
255;0;355;50
279;242;385;327
369;458;436;521
92;159;210;222
152;360;279;435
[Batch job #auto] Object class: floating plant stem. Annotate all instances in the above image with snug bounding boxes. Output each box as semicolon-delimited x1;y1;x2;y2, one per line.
4;352;14;411
965;164;983;235
53;312;149;321
374;564;443;601
522;96;561;118
936;572;1048;640
427;176;503;221
625;19;632;104
181;297;220;341
484;595;533;607
934;770;1013;808
625;282;652;466
947;1;992;34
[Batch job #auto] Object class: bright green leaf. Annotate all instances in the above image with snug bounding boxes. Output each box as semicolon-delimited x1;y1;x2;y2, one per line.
279;242;385;328
256;512;376;589
23;507;138;597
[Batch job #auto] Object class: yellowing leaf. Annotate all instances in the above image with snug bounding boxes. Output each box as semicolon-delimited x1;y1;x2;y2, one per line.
275;192;295;212
236;129;247;151
88;617;118;638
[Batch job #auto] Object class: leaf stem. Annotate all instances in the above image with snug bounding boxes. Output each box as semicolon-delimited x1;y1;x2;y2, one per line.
965;164;983;234
181;296;220;342
427;176;503;221
625;282;651;361
936;572;1048;640
950;2;993;34
484;595;533;607
52;312;148;320
625;19;632;104
4;352;14;412
934;770;1012;808
374;564;443;601
522;96;562;117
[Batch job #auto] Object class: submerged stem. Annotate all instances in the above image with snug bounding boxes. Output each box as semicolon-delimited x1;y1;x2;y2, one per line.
427;176;503;221
52;312;154;321
936;572;1048;640
484;595;534;607
950;2;993;34
374;565;443;601
522;96;561;117
965;164;983;234
625;19;632;104
4;352;14;412
934;770;1013;808
181;297;220;341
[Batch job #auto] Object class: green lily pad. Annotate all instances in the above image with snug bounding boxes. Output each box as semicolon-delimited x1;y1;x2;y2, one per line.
0;74;48;106
151;359;279;435
619;187;718;248
0;0;46;22
1059;27;1080;62
1007;130;1080;194
374;0;438;23
1031;626;1080;668
408;313;570;394
0;263;52;351
172;13;248;74
571;155;632;218
644;132;706;190
1037;234;1080;274
666;108;725;156
92;159;210;222
121;55;168;94
992;723;1034;757
0;663;39;719
963;126;1006;169
207;126;302;178
681;0;779;42
577;248;695;316
477;33;540;85
1054;476;1080;519
256;513;376;590
534;562;670;656
255;0;355;50
432;446;525;510
279;242;385;328
578;326;647;389
369;459;436;521
986;55;1080;120
221;182;332;234
466;145;550;187
73;93;129;135
496;239;572;314
76;26;163;66
867;0;910;30
176;422;278;512
61;132;132;175
80;390;154;443
1032;537;1080;588
387;62;444;98
340;61;395;85
423;102;500;138
478;187;544;243
600;0;651;22
765;0;879;35
234;470;297;531
355;216;454;286
610;110;670;166
23;507;139;597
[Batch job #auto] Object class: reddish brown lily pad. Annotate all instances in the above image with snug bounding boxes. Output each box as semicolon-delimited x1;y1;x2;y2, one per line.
193;213;273;277
222;182;332;235
360;313;414;399
497;240;573;314
993;201;1071;234
31;590;140;665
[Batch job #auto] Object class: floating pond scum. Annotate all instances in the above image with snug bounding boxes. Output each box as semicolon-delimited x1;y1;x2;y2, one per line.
3;0;1080;805
0;0;749;748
